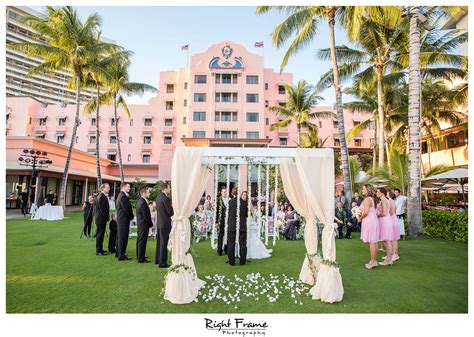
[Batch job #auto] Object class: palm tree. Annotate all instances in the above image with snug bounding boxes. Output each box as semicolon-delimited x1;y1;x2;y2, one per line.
96;59;157;183
370;142;408;194
84;49;132;187
9;6;120;208
268;80;330;143
298;128;329;148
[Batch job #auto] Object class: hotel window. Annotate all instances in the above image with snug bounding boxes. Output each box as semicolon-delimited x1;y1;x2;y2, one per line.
246;94;259;103
215;92;238;103
57;134;65;144
89;135;96;144
195;75;207;84
107;154;117;161
265;83;268;90
128;154;131;162
110;136;117;144
278;101;287;107
39;117;47;126
184;82;188;89
193;131;206;138
130;119;133;126
164;136;172;144
265;118;269;125
58;117;66;126
215;130;237;139
194;93;206;102
246;76;258;84
222;74;232;84
129;136;132;144
355;139;362;147
319;121;323;128
90;118;96;126
166;101;174;110
193;111;206;121
111;118;116;126
278;85;286;94
184;99;187;107
246;112;259;122
144;118;152;126
333;120;338;129
166;84;174;93
164;118;173;126
215;111;237;122
142;154;150;163
183;117;187;125
334;138;341;147
36;134;46;140
279;137;287;146
246;132;259;139
143;136;152;144
265;100;269;108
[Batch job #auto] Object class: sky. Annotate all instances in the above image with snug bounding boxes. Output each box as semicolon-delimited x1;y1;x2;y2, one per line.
34;6;354;105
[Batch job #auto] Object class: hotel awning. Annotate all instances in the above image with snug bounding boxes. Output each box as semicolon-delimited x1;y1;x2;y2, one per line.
54;132;65;136
215;109;238;112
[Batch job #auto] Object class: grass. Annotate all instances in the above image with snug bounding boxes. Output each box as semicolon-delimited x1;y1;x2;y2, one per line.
6;211;468;313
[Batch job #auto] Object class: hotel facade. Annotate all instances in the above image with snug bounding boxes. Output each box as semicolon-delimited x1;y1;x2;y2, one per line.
6;40;374;206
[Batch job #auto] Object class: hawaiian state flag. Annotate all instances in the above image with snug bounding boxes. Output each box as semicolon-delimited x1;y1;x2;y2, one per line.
254;41;264;48
181;44;189;51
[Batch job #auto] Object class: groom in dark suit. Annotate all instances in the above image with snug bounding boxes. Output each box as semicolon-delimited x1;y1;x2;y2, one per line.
155;183;174;268
116;182;134;261
136;187;153;263
227;189;249;266
95;183;110;256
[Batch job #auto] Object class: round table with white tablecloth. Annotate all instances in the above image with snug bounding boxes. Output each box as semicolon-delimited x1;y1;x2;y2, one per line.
31;204;64;221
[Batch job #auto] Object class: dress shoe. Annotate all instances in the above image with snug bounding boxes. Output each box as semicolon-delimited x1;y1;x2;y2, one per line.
217;251;223;256
138;260;150;263
96;252;107;256
159;264;171;268
123;255;132;260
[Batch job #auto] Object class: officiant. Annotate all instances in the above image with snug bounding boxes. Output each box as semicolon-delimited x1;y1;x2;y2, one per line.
227;189;249;266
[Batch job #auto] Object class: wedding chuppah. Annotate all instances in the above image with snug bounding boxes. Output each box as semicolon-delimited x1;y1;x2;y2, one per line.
163;147;344;305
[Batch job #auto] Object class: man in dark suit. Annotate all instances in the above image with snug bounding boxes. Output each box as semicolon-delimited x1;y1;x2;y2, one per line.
136;187;153;263
20;188;28;217
116;182;134;261
155;183;174;268
227;189;249;266
351;191;364;207
95;183;110;256
45;190;54;204
216;187;228;256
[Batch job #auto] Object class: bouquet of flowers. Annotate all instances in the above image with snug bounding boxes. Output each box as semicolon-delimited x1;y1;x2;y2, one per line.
351;205;362;219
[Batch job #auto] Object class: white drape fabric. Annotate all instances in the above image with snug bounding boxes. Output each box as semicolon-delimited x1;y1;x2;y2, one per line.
164;147;214;304
280;148;344;303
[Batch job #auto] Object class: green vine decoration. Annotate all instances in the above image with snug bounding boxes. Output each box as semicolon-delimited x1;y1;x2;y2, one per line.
165;262;197;281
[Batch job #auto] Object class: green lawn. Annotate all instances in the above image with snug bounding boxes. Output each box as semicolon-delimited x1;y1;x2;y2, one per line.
6;211;468;313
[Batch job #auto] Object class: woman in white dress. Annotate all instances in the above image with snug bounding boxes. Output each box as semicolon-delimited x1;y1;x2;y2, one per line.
247;203;272;259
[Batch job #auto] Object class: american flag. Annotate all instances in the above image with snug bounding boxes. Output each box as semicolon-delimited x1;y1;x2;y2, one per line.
181;44;189;51
254;41;264;48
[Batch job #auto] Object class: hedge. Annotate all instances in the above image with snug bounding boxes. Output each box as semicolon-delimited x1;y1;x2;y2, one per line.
422;210;468;243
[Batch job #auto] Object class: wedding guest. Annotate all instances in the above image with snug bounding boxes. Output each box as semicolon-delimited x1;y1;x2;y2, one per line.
155;183;174;268
394;188;407;239
276;204;286;235
82;195;94;238
192;204;207;242
20;188;28;217
108;213;118;254
150;201;157;238
351;191;363;206
45;190;54;204
335;201;349;239
284;201;289;211
350;201;361;232
376;187;394;266
385;190;400;262
136;187;153;263
283;205;298;240
216;187;229;256
335;190;347;209
52;192;58;205
95;183;110;256
359;184;379;269
227;190;248;266
204;195;213;211
116;182;134;261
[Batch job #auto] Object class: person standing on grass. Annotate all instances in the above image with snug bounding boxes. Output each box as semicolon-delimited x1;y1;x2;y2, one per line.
155;183;174;268
136;187;153;263
108;213;118;253
95;183;110;256
394;188;407;239
20;188;28;217
116;182;134;261
358;184;379;269
385;190;400;262
82;195;94;238
335;201;349;239
216;187;229;256
376;187;394;266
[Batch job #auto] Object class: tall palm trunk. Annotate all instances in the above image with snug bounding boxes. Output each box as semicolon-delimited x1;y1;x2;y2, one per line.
328;8;352;202
372;118;377;171
114;95;125;184
95;85;102;187
59;74;81;208
407;6;423;238
376;65;385;165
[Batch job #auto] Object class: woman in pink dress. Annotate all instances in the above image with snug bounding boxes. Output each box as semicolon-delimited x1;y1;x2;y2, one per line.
358;184;380;269
385;190;400;261
376;187;394;266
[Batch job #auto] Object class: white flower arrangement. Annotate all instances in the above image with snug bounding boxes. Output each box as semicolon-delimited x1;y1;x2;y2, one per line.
351;205;362;219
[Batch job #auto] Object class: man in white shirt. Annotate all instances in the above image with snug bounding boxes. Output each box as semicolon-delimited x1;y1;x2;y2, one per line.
394;188;407;238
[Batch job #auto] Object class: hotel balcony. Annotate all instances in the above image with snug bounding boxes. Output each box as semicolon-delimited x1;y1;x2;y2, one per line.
142;143;153;151
108;126;117;134
34;125;47;133
421;145;468;172
56;125;67;134
163;125;175;133
142;125;153;134
88;126;97;133
87;143;96;151
107;144;117;152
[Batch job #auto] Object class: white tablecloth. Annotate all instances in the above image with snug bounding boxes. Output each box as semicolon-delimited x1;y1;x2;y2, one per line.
32;204;64;221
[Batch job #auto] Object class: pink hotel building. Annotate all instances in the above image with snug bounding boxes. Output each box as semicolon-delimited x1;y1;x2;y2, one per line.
6;41;374;206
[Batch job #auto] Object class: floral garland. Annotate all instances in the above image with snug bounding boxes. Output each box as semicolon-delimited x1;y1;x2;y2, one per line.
165;262;197;282
211;164;219;249
236;164;241;257
273;165;279;246
223;164;231;244
257;163;262;238
247;163;251;248
265;164;270;246
305;251;341;285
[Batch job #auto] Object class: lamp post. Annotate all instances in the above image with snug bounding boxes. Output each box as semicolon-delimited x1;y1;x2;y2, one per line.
18;149;52;207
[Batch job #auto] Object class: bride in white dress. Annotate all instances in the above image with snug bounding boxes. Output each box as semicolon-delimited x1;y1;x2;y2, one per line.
247;203;272;259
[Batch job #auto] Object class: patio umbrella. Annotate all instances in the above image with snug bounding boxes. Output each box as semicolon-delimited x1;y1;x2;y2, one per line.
422;168;468;205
